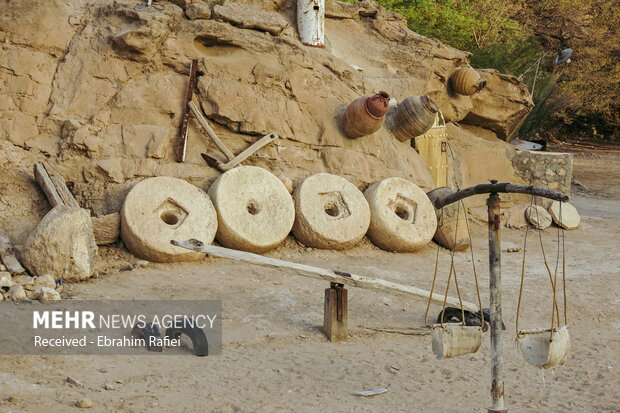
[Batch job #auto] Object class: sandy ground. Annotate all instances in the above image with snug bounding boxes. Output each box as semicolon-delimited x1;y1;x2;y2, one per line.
1;146;619;412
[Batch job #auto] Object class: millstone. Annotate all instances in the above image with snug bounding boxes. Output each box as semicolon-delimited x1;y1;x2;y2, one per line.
364;177;437;252
292;173;370;250
208;166;294;253
525;205;552;229
121;176;217;262
549;201;580;230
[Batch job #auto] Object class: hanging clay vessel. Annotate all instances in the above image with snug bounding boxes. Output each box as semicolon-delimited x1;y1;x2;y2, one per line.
391;95;439;142
449;67;487;96
427;187;470;251
342;91;391;139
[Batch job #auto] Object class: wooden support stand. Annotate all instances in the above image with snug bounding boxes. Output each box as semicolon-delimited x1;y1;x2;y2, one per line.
323;283;348;342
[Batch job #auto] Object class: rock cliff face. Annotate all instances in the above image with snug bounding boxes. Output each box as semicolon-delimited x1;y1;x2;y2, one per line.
0;0;532;243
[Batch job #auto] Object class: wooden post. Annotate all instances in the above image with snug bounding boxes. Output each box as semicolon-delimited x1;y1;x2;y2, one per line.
323;282;347;341
429;180;569;413
487;191;507;413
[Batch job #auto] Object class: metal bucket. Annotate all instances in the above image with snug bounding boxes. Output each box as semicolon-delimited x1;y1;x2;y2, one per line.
431;324;482;359
517;326;570;369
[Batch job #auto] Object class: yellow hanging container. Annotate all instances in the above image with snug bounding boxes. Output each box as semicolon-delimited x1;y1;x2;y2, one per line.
414;111;448;188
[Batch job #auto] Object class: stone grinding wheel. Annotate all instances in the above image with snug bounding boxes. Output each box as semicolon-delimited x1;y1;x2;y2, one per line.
549;201;580;230
364;177;437;252
292;173;370;250
121;176;217;263
525;205;552;229
208;166;295;253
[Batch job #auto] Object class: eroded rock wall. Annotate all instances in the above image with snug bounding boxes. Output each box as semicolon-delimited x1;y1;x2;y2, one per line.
0;0;533;243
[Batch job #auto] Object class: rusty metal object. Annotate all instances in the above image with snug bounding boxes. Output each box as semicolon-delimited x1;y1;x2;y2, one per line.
449;67;487;96
176;59;198;162
342;91;390;139
391;95;439;142
297;0;325;47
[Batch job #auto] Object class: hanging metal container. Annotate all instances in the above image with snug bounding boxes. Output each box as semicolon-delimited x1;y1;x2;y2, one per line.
449;67;487;96
414;111;449;188
517;326;570;369
297;0;325;47
391;95;439;142
342;91;391;139
427;187;470;251
432;324;482;359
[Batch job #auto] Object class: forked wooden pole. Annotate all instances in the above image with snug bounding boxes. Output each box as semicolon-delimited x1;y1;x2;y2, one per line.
171;239;478;311
432;180;569;413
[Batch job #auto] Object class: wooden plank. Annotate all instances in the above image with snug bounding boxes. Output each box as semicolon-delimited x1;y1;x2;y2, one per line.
33;163;79;208
33;163;64;207
219;133;278;171
49;174;80;208
92;213;121;245
176;59;198;162
171;239;478;311
188;101;235;161
0;229;26;275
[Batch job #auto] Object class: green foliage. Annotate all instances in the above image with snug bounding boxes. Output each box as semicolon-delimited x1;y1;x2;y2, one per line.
343;0;618;138
355;0;543;75
518;75;568;140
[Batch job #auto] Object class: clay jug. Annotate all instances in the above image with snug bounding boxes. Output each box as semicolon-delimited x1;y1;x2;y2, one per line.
342;91;391;139
391;95;439;142
449;67;487;96
426;187;470;251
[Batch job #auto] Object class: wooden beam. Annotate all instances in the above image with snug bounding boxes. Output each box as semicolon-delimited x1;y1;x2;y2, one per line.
432;182;568;209
33;163;79;208
171;239;478;311
91;213;121;245
0;229;26;275
188;101;235;161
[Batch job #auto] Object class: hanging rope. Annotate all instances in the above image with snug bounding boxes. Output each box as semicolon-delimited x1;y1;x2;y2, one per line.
461;200;485;331
426;198;484;330
425;234;442;327
516;196;568;341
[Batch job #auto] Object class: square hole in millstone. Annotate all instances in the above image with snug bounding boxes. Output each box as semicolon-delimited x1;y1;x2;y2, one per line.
318;191;351;220
389;194;417;224
154;198;188;229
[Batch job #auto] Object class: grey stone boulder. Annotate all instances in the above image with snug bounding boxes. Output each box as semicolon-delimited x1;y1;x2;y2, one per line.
22;205;98;281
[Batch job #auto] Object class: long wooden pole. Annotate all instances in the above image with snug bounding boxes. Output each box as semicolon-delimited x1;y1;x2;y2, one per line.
487;193;506;413
188;102;235;161
432;182;568;209
171;239;479;311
